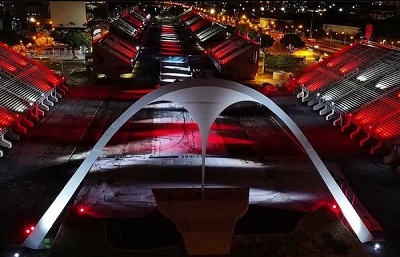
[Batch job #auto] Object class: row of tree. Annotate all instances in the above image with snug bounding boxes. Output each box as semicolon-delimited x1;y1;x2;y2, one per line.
235;24;306;52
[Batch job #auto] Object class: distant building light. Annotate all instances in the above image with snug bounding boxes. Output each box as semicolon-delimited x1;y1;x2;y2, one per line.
339;8;343;12
374;243;380;250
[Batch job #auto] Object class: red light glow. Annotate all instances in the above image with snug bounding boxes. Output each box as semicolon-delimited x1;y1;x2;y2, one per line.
79;207;85;213
25;229;31;234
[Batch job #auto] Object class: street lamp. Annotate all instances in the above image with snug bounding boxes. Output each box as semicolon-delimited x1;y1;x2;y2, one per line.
309;12;314;39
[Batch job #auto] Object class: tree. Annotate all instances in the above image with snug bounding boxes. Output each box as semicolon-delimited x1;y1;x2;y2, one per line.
236;24;247;35
264;54;299;70
247;28;258;40
51;30;91;58
260;34;274;53
313;29;326;40
280;34;305;49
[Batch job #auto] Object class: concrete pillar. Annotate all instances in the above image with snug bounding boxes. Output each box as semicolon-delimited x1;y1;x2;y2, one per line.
313;101;325;111
360;133;371;146
0;135;12;148
350;126;361;139
39;102;49;111
6;129;20;141
60;84;69;92
29;107;39;122
296;89;304;99
55;91;62;99
333;114;343;127
341;117;352;132
43;97;54;107
36;107;45;117
319;105;332;116
0;149;3;157
49;91;58;103
13;121;27;134
152;187;249;256
326;109;337;120
307;97;319;106
57;87;66;96
370;140;382;155
383;147;400;164
21;117;34;128
302;91;313;102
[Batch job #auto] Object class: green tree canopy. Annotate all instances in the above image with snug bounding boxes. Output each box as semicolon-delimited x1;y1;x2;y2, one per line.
260;34;274;52
236;24;247;35
280;34;305;49
248;28;258;40
312;29;326;40
51;30;91;56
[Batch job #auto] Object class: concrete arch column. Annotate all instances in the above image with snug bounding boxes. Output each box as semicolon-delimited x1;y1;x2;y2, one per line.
23;79;373;249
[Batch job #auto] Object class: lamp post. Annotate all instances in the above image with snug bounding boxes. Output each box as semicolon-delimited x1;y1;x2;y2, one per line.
309;12;314;38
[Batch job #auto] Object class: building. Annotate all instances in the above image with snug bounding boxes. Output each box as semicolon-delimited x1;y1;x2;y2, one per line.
322;24;360;36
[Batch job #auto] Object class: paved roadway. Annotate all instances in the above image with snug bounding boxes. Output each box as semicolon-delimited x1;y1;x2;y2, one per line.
1;79;399;256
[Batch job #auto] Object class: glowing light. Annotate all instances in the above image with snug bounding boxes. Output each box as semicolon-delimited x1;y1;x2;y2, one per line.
210;8;215;14
374;243;380;250
30;226;35;231
14;253;19;257
79;207;85;213
357;75;367;82
29;17;36;22
332;204;337;209
26;229;31;234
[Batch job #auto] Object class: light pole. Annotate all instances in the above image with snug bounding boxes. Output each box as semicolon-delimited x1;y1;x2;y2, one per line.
309;12;314;38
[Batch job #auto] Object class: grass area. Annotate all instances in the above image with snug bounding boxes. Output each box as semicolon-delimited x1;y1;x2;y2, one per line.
50;207;368;257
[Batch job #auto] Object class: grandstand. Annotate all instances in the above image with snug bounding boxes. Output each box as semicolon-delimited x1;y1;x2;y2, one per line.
295;41;400;166
92;31;140;79
208;34;260;80
0;42;65;157
159;19;192;85
92;8;149;79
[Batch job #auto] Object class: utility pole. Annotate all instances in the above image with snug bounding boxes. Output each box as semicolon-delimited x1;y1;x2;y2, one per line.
310;12;314;39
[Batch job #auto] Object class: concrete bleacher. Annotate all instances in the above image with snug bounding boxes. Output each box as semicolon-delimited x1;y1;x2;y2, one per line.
158;18;192;85
295;41;400;169
208;34;260;80
92;7;149;79
0;42;66;157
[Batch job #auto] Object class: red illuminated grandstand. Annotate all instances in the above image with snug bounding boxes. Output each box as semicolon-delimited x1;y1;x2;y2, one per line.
92;31;139;79
208;34;260;80
0;42;65;157
295;41;400;156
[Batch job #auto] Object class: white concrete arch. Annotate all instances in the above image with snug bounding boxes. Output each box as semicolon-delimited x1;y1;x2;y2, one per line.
23;79;373;249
